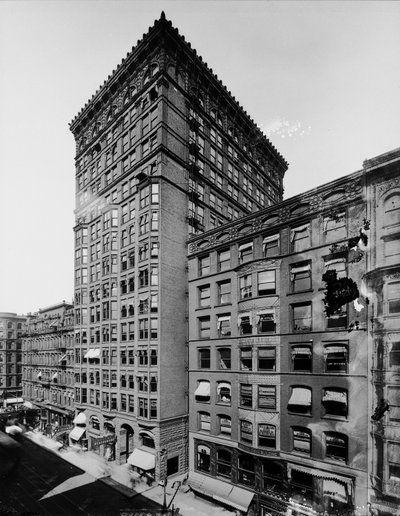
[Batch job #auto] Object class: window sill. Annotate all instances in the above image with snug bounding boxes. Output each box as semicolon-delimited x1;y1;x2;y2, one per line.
287;289;314;296
214;303;232;308
322;415;348;422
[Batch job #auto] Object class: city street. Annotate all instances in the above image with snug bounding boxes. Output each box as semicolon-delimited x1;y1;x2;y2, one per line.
0;435;163;515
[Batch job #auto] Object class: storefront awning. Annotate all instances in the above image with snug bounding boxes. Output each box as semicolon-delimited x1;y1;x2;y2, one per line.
73;412;87;425
127;448;155;470
323;479;347;502
195;381;210;398
188;472;254;512
5;397;24;404
69;426;86;441
288;387;311;406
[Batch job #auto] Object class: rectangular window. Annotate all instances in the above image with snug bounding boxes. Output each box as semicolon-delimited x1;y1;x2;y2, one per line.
390;342;400;367
198;285;210;307
292;345;313;372
258;424;276;448
258;347;276;371
218;249;230;271
199;412;211;431
324;345;348;373
388;282;400;313
199;317;211;339
291;262;311;292
217;315;231;337
257;312;276;333
240;420;253;443
218;281;231;304
324;213;346;242
258;386;276;409
263;235;279;257
240;384;252;407
217;348;231;369
324;258;346;279
240;275;252;299
239;242;253;263
239;315;252;335
291;226;310;252
292;303;312;332
199;255;210;277
219;416;231;435
293;429;311;455
258;270;276;295
198;348;210;368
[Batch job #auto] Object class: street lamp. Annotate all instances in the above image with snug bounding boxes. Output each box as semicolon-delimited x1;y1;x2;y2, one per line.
160;448;168;513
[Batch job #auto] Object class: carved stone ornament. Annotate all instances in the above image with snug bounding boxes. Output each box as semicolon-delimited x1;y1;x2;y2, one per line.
229;227;238;240
309;194;323;210
344;179;363;199
278;207;291;222
238;259;281;274
252;218;263;232
385;272;400;281
377;177;400;202
188;242;198;253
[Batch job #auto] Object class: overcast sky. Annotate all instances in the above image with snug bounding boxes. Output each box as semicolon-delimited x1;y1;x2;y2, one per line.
0;1;399;314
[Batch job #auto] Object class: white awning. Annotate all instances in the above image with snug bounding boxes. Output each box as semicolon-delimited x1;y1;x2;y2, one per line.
138;293;149;301
5;397;24;404
91;348;101;359
58;354;67;362
37;371;42;378
84;350;93;359
217;316;231;322
238;242;253;252
188;472;254;512
69;426;86;441
288;387;311;406
217;382;231;394
263;234;279;244
323;390;347;405
292;347;312;356
195;381;210;398
127;448;155;470
291;264;311;274
324;346;347;355
323;479;348;502
73;412;87;425
325;258;346;267
51;373;58;381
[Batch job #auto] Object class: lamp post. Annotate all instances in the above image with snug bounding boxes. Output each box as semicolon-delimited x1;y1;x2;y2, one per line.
160;448;168;513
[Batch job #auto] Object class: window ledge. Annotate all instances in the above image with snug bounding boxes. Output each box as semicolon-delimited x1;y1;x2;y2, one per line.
287;289;314;296
214;303;232;308
322;415;348;422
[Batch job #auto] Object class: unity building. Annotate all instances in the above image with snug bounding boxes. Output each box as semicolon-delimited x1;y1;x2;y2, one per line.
187;147;400;516
69;12;287;478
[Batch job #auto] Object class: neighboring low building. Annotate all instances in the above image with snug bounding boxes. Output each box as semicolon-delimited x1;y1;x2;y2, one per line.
22;302;75;436
0;312;26;408
187;148;400;516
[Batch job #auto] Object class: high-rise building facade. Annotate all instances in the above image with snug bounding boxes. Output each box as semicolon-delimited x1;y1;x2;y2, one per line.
0;312;26;408
187;148;400;516
69;13;286;478
22;302;75;433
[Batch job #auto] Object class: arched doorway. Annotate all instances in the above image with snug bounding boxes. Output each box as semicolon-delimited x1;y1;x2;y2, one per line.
120;424;134;463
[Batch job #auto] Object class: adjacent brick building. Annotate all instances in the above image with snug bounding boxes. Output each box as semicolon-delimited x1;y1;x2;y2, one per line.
187;148;400;515
22;302;75;434
68;12;286;478
0;312;26;408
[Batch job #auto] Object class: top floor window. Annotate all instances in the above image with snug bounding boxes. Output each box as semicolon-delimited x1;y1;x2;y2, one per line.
218;249;230;271
384;194;400;227
239;242;253;263
324;213;346;241
263;235;279;257
291;225;310;253
199;255;210;277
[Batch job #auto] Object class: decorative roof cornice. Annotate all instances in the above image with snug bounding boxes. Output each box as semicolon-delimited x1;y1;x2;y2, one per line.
69;12;287;167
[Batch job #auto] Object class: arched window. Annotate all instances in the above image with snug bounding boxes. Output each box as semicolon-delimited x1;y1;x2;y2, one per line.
216;448;231;477
325;432;347;462
196;444;210;472
139;431;155;448
322;388;348;417
384;194;400;226
217;382;231;404
238;453;255;485
288;386;312;414
90;415;100;430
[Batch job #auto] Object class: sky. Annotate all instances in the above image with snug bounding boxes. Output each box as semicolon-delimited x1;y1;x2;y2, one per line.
0;1;399;314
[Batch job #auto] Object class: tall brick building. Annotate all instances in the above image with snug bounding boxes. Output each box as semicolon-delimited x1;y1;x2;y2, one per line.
69;12;286;478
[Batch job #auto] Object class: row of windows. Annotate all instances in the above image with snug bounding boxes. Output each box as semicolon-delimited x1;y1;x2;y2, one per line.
74;317;159;340
197;343;348;373
75;371;158;391
194;382;348;417
75;388;157;418
74;347;157;365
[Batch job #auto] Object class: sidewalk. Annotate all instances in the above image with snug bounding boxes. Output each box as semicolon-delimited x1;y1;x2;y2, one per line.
25;430;235;516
